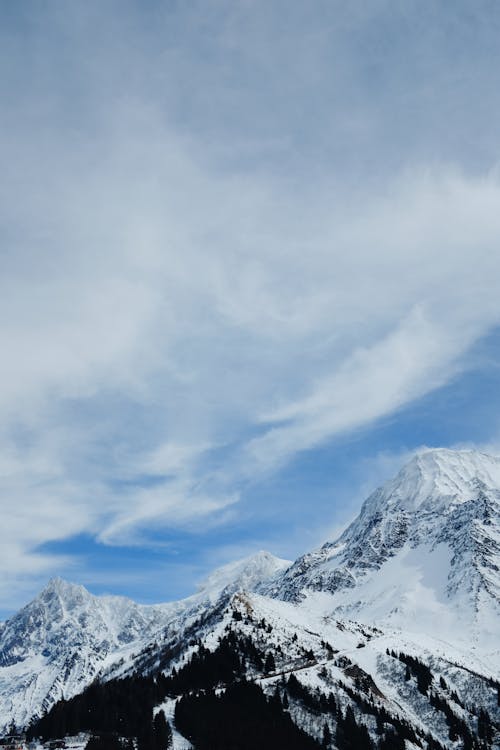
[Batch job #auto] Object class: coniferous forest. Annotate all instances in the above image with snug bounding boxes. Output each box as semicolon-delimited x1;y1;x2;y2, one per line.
22;626;499;750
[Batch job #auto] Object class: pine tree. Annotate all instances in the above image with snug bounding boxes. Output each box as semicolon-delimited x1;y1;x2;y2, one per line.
376;715;385;735
153;710;172;749
264;652;276;673
322;722;332;749
478;708;493;744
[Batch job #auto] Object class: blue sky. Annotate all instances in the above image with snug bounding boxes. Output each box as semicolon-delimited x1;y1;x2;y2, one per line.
1;0;500;616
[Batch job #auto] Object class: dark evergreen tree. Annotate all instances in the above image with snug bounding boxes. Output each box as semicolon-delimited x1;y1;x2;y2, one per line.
322;721;332;749
264;652;276;673
153;711;172;750
336;706;373;750
398;652;433;695
376;714;385;736
286;673;325;712
271;686;282;709
379;729;405;750
477;708;493;744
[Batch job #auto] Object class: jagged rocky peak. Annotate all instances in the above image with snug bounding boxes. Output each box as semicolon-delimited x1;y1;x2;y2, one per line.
19;576;144;632
44;575;83;593
38;576;93;610
364;447;500;515
273;447;500;606
342;447;500;542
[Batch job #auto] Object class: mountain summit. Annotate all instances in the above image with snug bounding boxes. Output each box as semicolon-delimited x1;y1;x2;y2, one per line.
273;448;500;644
196;550;291;599
366;448;500;512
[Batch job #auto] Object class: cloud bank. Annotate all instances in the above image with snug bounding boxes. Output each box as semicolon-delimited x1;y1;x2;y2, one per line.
1;0;500;608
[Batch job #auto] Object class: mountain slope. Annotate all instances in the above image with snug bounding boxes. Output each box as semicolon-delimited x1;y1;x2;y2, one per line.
271;449;500;654
0;552;288;732
26;588;500;750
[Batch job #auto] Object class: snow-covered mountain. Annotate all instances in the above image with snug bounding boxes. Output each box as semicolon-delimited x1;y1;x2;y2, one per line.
1;447;500;747
0;552;288;731
0;578;172;731
271;449;500;652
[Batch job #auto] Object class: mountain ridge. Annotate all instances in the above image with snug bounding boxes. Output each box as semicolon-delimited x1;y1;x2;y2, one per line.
1;447;500;744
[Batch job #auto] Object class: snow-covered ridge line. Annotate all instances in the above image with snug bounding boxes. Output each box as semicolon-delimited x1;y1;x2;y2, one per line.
0;551;290;731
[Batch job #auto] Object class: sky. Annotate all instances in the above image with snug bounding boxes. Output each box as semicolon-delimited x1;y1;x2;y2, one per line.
1;0;500;616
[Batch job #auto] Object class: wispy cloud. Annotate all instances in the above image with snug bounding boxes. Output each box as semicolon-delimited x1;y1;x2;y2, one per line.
243;164;500;472
1;1;500;609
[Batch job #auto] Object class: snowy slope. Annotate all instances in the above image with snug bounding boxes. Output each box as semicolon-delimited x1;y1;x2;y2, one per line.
271;449;500;654
147;589;500;749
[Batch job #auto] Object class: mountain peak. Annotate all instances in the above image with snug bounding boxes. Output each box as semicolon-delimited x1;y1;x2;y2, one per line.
40;576;91;607
44;576;85;593
273;447;500;620
367;447;500;515
196;550;291;599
